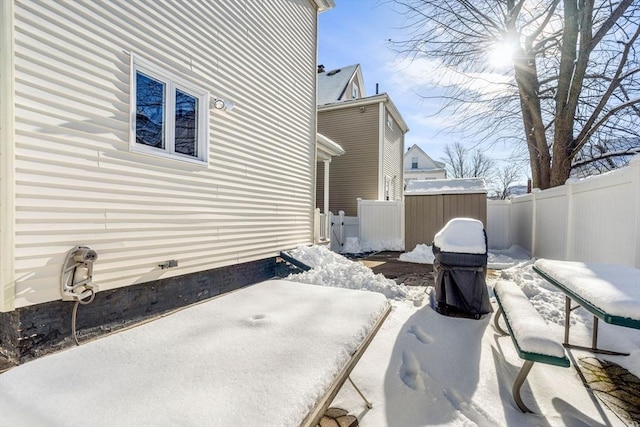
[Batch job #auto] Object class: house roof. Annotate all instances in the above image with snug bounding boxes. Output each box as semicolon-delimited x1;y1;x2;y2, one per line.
317;64;361;106
317;132;345;160
317;93;409;133
405;144;445;170
405;178;487;195
313;0;335;12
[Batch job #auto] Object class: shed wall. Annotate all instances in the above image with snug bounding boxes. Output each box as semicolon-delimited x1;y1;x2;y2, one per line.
9;0;318;308
405;193;487;250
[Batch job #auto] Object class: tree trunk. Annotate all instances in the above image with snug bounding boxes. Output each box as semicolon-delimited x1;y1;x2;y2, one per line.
513;49;551;189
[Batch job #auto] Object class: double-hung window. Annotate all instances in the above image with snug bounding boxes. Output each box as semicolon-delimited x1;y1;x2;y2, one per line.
131;55;209;165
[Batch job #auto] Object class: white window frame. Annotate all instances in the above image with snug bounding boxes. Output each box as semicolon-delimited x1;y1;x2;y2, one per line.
352;83;359;99
411;156;418;169
386;110;394;130
130;54;210;165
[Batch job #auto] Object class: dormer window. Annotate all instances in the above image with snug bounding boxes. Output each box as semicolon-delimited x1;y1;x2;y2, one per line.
352;84;359;99
411;157;418;169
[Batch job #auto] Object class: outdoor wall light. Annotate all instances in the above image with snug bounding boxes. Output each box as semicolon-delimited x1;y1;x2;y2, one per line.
213;97;235;112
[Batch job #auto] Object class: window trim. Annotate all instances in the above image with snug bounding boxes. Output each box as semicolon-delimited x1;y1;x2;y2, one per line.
130;54;210;166
411;156;418;169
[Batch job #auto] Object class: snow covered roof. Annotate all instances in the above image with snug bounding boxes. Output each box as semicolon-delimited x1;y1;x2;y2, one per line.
405;178;487;195
317;64;360;105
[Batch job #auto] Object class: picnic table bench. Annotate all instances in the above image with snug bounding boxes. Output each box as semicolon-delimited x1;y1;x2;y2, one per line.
0;280;390;426
533;259;640;356
493;280;570;413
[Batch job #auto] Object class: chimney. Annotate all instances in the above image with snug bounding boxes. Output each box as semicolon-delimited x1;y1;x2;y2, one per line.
375;83;379;94
317;64;325;74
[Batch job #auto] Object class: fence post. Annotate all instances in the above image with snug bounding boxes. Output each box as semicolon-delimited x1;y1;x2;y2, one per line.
564;183;574;261
399;199;405;250
338;210;345;252
531;190;538;258
357;198;362;242
313;208;320;243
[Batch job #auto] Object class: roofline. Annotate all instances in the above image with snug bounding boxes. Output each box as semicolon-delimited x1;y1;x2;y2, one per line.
318;93;409;132
336;64;362;101
405;168;447;173
406;144;445;168
317;132;345;157
313;0;335;12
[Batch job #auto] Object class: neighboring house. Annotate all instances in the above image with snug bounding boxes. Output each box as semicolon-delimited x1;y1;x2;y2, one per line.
404;144;447;184
0;0;334;362
316;64;409;216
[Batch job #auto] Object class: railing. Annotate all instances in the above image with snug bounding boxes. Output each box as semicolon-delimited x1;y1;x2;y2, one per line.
314;208;330;244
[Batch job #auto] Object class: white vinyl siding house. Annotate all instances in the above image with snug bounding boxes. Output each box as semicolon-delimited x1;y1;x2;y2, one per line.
0;0;328;312
404;144;447;183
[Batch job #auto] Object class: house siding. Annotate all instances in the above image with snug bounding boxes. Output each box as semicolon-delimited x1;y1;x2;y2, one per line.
317;104;379;216
8;0;318;309
382;107;404;201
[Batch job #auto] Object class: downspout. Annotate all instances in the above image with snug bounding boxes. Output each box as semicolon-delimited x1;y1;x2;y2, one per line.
311;7;320;245
0;0;16;312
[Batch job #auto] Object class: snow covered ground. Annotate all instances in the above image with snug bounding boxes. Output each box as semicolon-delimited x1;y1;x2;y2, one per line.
1;244;637;426
286;245;640;427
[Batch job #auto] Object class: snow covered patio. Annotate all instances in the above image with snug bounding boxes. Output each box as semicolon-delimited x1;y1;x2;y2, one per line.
287;246;640;426
1;246;638;426
0;280;390;427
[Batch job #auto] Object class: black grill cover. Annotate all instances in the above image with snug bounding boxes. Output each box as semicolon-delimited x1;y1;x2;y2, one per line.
432;233;492;319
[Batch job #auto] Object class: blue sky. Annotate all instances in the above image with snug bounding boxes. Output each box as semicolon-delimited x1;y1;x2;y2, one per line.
318;1;529;183
318;1;455;161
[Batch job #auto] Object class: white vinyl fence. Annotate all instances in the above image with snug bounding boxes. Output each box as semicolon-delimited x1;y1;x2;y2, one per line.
329;200;404;253
358;200;404;250
326;157;639;265
487;156;640;267
329;212;360;253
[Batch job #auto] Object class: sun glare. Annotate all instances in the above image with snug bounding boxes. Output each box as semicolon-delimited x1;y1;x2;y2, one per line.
489;40;518;69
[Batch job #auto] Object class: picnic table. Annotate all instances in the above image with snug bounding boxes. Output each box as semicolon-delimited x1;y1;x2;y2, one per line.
533;259;640;356
0;280;390;427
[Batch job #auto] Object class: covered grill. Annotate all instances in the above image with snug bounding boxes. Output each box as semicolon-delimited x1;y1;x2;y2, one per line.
432;218;492;319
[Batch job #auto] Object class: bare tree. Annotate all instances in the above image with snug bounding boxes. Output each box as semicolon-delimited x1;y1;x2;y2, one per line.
443;142;495;178
391;0;640;189
492;162;524;199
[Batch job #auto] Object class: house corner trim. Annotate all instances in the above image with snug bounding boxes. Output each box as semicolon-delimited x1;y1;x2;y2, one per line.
0;0;16;312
